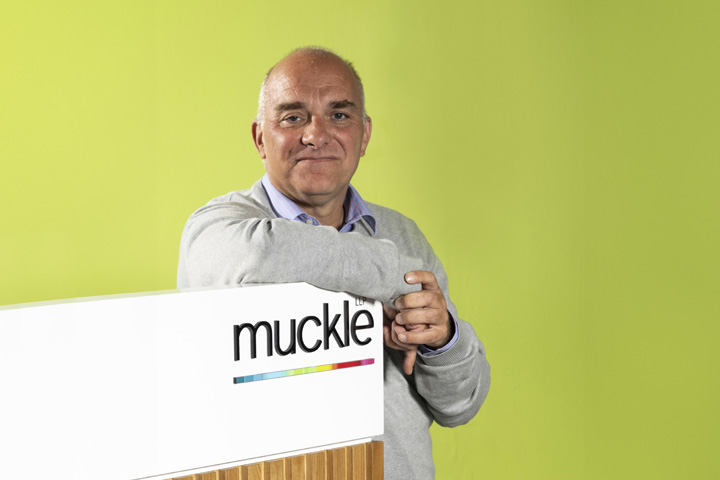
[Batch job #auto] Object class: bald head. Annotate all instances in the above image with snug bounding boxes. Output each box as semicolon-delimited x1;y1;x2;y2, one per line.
250;45;372;224
256;47;366;123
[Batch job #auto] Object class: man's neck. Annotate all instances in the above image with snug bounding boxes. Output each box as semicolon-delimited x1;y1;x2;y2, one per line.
298;198;346;230
261;175;350;230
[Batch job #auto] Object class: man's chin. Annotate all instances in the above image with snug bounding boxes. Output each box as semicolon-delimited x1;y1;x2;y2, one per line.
292;176;348;198
295;187;341;201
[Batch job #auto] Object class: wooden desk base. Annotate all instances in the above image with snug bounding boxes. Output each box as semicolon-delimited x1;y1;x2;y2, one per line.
170;441;383;480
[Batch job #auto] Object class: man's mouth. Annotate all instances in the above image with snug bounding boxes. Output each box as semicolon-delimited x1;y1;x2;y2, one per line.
295;156;338;162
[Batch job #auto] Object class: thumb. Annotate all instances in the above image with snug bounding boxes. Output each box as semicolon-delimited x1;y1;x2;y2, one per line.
403;348;417;375
383;305;398;321
405;271;441;291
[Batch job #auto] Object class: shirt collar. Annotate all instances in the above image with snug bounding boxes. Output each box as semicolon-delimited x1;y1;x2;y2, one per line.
261;173;377;234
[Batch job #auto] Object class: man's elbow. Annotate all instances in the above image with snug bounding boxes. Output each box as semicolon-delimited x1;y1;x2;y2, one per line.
434;364;491;428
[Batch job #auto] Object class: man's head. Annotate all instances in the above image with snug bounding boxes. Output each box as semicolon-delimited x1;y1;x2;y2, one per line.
252;47;372;217
256;47;367;123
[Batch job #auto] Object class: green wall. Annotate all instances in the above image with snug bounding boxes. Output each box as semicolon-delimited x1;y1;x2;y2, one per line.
1;1;718;478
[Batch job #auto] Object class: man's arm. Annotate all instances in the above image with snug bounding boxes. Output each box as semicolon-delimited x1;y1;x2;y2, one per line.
178;191;490;427
381;227;491;428
414;319;491;427
177;197;422;305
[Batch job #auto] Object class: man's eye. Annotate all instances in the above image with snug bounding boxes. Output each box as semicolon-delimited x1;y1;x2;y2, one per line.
283;115;301;123
332;112;348;120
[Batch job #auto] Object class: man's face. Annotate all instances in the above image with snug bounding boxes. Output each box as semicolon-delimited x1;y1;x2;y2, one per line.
252;54;372;209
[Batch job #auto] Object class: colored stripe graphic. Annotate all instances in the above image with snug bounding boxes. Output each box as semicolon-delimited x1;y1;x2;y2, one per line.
233;358;374;384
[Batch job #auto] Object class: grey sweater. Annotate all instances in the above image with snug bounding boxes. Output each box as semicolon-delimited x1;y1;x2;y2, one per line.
178;180;491;480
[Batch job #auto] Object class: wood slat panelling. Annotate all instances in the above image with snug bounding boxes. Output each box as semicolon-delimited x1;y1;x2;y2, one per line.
288;455;306;480
170;442;382;480
370;442;383;480
242;462;266;480
333;446;346;479
266;459;284;480
306;450;326;480
218;466;240;480
350;444;365;479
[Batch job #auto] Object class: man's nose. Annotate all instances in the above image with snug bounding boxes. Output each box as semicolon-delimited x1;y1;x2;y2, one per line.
301;117;331;149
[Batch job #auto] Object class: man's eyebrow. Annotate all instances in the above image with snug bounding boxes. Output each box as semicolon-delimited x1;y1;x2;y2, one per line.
275;101;305;112
329;100;357;110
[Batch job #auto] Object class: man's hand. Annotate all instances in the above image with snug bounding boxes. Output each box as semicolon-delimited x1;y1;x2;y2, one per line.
395;271;452;348
382;271;452;375
383;305;418;375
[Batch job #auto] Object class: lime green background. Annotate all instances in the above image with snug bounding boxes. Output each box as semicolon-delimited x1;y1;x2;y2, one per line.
1;1;718;478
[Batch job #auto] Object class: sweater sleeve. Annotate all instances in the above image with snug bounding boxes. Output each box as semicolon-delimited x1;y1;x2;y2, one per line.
177;198;423;305
404;224;491;428
414;318;491;427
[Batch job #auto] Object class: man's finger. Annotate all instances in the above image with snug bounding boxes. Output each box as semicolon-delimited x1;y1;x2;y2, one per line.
397;327;448;347
394;289;441;310
383;324;418;375
391;321;409;348
384;324;405;350
383;324;397;348
404;270;442;290
403;348;417;375
384;323;413;351
383;305;398;321
396;307;446;326
392;323;419;375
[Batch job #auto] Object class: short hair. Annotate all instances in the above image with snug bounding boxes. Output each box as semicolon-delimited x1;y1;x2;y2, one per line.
256;46;366;123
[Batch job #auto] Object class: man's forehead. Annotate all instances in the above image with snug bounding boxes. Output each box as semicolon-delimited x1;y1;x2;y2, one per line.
267;75;360;109
270;70;358;95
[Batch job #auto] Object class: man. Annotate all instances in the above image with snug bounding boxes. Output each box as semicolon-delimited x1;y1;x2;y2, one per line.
178;47;490;480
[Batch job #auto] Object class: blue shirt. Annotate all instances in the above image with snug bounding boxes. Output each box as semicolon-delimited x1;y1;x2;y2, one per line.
261;174;458;355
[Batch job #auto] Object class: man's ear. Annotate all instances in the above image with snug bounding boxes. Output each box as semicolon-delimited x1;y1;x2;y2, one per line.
252;120;266;159
360;116;372;157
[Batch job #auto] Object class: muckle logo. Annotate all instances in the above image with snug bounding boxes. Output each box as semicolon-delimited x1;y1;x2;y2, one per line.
232;300;375;384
